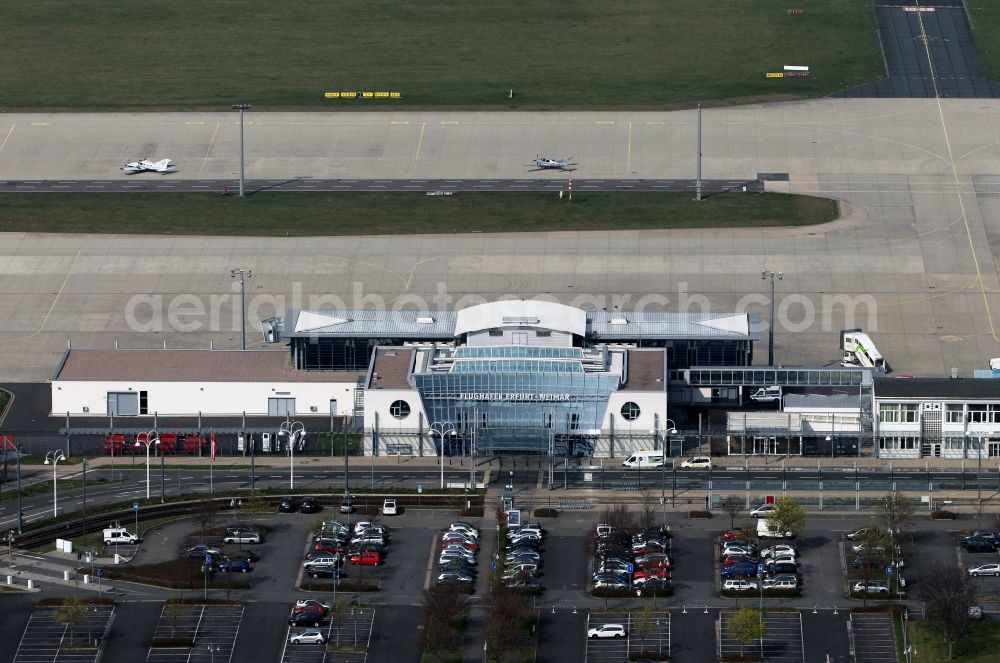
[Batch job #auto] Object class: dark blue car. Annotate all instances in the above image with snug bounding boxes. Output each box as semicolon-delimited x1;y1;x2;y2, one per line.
720;561;758;579
218;558;251;573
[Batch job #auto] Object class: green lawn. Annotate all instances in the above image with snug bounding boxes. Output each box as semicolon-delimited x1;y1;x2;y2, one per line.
969;1;1000;79
909;620;1000;662
0;192;838;236
0;1;883;110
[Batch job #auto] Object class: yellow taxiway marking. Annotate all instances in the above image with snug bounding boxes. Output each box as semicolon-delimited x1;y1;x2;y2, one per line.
595;121;616;125
185;121;205;125
414;122;426;161
0;123;15;155
391;121;410;125
440;121;459;125
646;121;665;125
199;122;221;175
917;10;1000;343
626;122;633;174
31;122;49;126
10;250;81;343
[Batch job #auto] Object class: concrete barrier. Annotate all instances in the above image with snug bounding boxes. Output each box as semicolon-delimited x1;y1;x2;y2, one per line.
26;579;34;589
83;574;90;584
6;575;12;585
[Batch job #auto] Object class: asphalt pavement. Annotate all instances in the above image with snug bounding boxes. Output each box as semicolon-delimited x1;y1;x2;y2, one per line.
0;177;762;193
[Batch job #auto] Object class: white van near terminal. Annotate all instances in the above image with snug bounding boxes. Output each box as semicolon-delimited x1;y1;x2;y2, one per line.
622;450;665;468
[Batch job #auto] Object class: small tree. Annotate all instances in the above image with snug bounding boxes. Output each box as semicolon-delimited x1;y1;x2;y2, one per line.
877;492;914;554
639;491;657;531
244;491;267;528
728;607;765;658
722;496;743;529
164;600;186;638
852;527;891;606
922;563;974;659
55;597;86;646
600;504;637;533
766;497;807;539
633;607;655;653
486;583;528;663
422;588;468;659
196;498;217;542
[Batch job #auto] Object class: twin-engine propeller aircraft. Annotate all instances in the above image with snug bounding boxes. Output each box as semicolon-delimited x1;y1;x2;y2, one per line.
530;155;575;171
121;158;176;174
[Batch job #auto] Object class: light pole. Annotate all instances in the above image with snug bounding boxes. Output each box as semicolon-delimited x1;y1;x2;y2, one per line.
231;103;250;197
134;432;160;500
16;448;22;533
230;268;252;351
206;642;220;663
651;421;678;510
43;450;66;517
281;420;304;490
761;270;783;366
230;497;242;527
968;432;984;530
82;457;89;544
430;422;457;489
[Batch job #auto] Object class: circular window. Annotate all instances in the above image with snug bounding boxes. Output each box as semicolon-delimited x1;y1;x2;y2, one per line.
620;402;641;421
389;400;411;419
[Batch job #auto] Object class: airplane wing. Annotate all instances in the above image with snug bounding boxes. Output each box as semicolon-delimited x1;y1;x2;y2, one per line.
120;162;143;174
150;159;176;173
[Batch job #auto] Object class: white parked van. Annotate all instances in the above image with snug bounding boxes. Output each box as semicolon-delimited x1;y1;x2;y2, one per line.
103;526;140;545
622;450;664;469
750;386;782;403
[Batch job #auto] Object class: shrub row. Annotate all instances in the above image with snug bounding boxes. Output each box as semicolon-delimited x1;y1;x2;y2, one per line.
591;587;673;598
533;508;558;518
688;511;713;519
930;510;956;520
720;588;800;599
150;637;195;648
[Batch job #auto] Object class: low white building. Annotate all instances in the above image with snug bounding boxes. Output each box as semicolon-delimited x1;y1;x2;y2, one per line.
50;349;359;417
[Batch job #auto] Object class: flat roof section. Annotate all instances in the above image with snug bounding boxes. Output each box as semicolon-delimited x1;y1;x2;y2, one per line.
874;378;1000;400
368;348;414;390
53;349;359;383
621;349;666;391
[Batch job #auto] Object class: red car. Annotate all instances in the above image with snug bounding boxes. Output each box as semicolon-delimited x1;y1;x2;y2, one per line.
293;599;332;615
312;542;345;554
632;542;666;556
722;531;744;541
350;551;381;566
441;539;479;552
632;568;669;581
723;555;754;567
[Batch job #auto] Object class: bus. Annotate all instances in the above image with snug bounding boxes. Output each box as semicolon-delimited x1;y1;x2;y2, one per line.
841;329;886;372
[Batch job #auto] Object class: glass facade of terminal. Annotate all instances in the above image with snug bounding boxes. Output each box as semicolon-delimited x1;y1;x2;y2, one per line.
413;347;620;454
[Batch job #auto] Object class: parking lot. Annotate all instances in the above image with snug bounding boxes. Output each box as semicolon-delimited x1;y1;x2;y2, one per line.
584;611;670;662
849;613;897;662
280;605;375;663
12;605;116;663
147;604;244;663
719;611;803;663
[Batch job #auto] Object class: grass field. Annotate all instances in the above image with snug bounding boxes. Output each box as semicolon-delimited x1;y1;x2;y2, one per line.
1;1;883;110
0;192;838;236
909;620;1000;662
970;1;1000;79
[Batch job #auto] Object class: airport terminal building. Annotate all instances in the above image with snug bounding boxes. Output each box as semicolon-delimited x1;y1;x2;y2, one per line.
47;298;1000;460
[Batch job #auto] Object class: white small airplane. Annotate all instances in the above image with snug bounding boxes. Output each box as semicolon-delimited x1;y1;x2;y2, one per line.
531;155;574;171
120;158;177;174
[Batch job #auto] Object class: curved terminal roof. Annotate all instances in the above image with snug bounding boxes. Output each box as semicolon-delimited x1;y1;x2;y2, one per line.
454;300;587;337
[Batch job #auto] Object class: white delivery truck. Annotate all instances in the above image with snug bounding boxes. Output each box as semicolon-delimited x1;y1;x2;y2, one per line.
103;525;141;545
622;450;665;469
757;518;792;539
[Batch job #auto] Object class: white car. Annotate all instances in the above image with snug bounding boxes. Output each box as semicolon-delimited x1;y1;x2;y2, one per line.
588;623;627;639
382;499;398;516
722;545;757;557
853;581;889;594
680;456;712;469
722;579;758;592
969;563;1000;577
760;545;796;559
289;629;326;645
750;504;777;518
